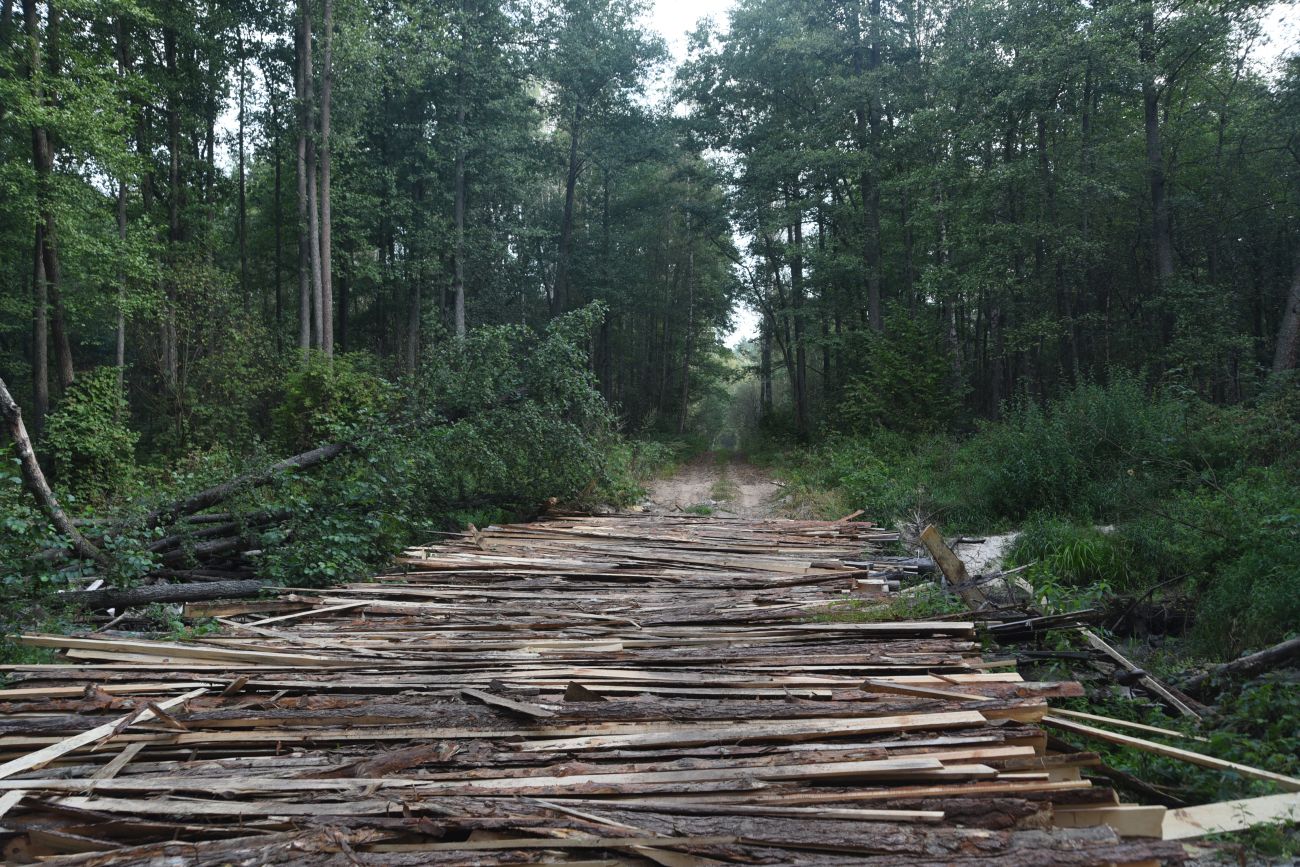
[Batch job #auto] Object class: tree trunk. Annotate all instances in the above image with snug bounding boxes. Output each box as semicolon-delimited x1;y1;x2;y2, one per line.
406;282;421;375
552;105;581;316
1273;251;1300;372
1140;0;1174;285
304;7;324;352
26;0;72;393
452;81;467;339
789;200;809;441
0;375;108;565
272;82;283;353
677;187;695;435
31;224;48;438
114;18;129;380
163;24;180;391
59;579;270;611
295;3;311;360
319;0;334;357
237;27;248;310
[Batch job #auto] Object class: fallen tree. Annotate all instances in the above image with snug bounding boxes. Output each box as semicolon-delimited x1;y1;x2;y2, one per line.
0;374;109;566
1183;635;1300;698
58;579;270;611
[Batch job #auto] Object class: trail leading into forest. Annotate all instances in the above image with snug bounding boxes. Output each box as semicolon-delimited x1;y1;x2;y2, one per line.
642;451;783;518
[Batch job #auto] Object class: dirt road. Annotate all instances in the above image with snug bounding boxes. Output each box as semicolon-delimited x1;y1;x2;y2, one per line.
642;452;783;518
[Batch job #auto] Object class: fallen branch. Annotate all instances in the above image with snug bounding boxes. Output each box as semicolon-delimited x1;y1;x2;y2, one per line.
0;374;110;566
1183;635;1300;698
140;441;348;529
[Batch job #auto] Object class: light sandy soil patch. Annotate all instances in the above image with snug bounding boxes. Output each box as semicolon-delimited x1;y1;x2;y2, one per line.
643;453;783;518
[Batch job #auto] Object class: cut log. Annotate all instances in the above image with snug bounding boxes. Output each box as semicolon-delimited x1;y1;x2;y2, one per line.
56;580;269;611
919;525;988;608
1183;635;1300;698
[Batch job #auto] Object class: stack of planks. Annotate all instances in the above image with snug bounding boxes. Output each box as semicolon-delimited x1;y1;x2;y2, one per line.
0;515;1186;864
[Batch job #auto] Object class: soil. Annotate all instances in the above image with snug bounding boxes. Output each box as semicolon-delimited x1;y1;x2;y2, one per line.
642;452;783;518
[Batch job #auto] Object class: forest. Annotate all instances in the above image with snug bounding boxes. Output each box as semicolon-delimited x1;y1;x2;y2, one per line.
1;0;1299;818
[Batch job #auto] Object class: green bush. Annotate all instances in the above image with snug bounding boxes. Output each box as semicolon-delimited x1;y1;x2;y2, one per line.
259;307;633;586
272;352;396;452
837;311;963;435
43;367;138;502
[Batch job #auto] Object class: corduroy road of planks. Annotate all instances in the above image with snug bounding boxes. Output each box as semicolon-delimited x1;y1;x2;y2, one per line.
0;514;1185;864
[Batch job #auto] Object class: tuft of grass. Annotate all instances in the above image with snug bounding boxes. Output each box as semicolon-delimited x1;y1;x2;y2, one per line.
815;584;967;623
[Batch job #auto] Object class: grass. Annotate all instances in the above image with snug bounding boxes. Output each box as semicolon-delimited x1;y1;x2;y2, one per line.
814;583;967;623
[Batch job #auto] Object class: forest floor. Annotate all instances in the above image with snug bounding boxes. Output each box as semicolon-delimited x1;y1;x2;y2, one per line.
642;451;783;518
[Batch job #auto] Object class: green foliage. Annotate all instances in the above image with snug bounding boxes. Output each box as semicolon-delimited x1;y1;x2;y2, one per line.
838;312;963;435
273;353;396;452
1007;516;1144;611
1062;678;1300;806
259;309;632;586
43;367;138;502
817;584;967;623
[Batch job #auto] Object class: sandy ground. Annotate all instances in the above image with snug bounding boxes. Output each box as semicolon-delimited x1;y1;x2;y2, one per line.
643;453;783;518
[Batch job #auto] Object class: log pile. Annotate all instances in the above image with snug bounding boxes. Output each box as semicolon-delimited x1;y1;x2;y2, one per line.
0;515;1188;864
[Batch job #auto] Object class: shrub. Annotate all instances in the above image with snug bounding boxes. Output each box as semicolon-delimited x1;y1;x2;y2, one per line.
43;367;138;502
272;353;396;452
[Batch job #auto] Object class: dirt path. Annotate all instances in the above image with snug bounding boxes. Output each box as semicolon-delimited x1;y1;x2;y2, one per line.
642;452;783;518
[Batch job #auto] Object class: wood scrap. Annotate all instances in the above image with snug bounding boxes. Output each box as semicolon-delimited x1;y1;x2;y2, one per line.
0;514;1184;865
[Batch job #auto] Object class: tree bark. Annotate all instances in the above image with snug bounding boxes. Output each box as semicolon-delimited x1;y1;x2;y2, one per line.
1140;0;1174;286
59;579;269;611
0;375;108;565
1272;251;1300;372
552;105;581;316
295;2;311;359
452;75;467;339
319;0;334;357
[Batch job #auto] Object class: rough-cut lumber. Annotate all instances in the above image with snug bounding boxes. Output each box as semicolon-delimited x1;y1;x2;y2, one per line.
0;688;205;780
1162;792;1300;840
1080;629;1201;720
1044;715;1300;791
0;514;1182;866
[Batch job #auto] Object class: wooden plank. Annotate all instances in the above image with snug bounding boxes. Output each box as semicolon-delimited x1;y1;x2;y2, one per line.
0;688;206;780
18;634;338;667
1043;715;1300;791
460;687;557;718
90;742;145;781
1079;630;1200;720
1053;805;1167;838
1162;792;1300;840
1047;708;1208;742
520;711;989;751
245;600;369;626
